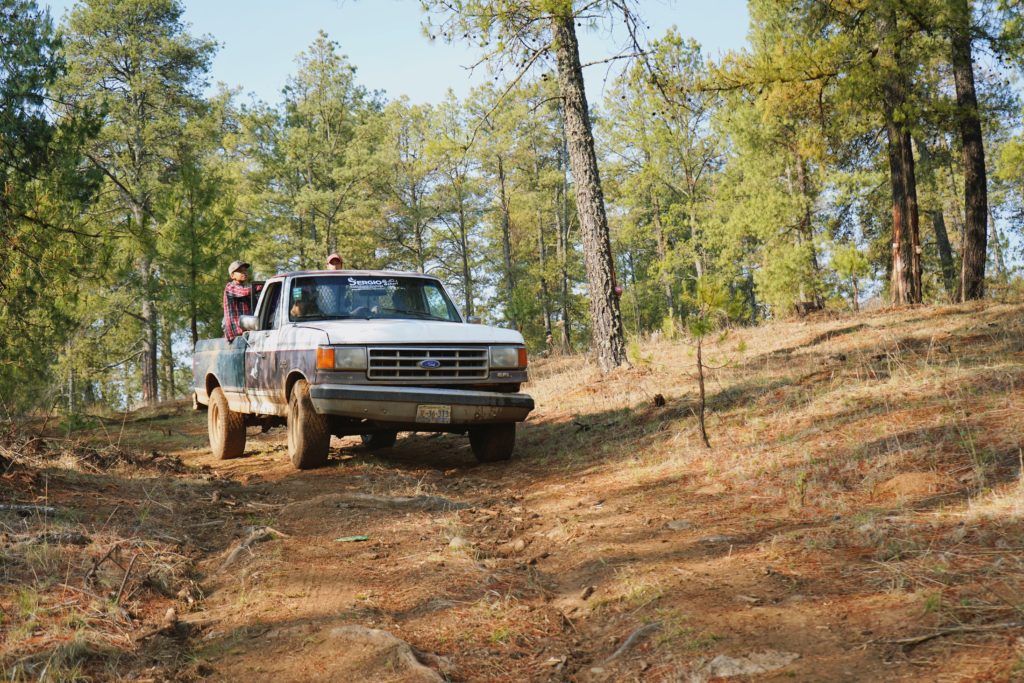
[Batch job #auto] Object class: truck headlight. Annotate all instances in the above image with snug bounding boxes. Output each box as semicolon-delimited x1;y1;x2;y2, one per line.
317;346;367;370
490;346;527;369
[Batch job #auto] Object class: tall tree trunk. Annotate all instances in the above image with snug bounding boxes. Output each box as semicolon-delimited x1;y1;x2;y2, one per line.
930;209;958;298
161;317;175;399
793;152;825;306
496;154;517;329
914;137;958;299
902;130;923;302
884;122;922;304
533;155;552;338
136;205;159;406
458;199;473;316
189;208;199;348
989;211;1006;282
551;13;625;373
537;209;552;338
881;13;922;306
951;0;988;300
556;111;572;353
652;195;674;325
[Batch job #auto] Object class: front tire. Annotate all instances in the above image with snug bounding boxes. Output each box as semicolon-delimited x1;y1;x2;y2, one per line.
469;423;516;463
287;379;330;470
208;387;245;459
360;431;398;451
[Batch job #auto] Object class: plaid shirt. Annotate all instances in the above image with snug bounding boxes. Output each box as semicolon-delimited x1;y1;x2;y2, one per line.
223;282;252;342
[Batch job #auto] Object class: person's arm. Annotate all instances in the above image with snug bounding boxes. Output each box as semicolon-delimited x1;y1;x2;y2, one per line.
224;282;251;300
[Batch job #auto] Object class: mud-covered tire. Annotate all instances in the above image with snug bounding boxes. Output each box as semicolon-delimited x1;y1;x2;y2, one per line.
287;380;330;470
208;387;245;459
360;431;398;451
469;423;516;463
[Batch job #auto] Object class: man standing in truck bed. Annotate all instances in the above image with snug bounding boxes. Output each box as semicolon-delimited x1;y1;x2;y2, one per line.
223;260;252;342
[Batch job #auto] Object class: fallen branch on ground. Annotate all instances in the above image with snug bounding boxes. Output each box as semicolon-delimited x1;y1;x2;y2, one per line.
220;526;289;570
872;620;1024;649
602;622;661;663
114;553;139;604
0;504;57;515
14;531;91;546
84;543;121;585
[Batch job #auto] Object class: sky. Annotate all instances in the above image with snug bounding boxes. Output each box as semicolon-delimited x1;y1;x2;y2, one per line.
41;0;751;106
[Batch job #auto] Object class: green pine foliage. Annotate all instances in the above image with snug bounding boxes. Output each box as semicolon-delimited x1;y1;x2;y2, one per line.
2;0;1023;412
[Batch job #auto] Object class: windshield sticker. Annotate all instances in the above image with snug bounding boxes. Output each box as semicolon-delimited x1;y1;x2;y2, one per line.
348;277;399;290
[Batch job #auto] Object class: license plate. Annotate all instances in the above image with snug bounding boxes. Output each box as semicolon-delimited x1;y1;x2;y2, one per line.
415;404;451;424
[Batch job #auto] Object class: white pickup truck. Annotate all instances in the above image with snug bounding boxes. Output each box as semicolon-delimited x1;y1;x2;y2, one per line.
192;270;534;469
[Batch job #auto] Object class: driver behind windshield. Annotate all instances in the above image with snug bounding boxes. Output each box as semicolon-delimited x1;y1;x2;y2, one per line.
290;287;322;319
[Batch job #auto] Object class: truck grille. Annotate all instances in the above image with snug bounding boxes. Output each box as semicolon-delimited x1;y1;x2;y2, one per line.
367;347;488;380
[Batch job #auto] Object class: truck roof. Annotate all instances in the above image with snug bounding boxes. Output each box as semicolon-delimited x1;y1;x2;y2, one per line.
270;269;440;280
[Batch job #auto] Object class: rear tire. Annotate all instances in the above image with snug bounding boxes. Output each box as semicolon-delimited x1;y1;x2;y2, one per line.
208;387;245;459
469;423;516;463
361;431;398;450
288;379;330;470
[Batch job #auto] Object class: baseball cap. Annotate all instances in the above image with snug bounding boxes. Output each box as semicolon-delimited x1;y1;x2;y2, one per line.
228;260;250;276
327;253;342;264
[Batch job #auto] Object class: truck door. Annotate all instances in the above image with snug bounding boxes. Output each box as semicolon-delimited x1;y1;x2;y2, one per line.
245;280;284;415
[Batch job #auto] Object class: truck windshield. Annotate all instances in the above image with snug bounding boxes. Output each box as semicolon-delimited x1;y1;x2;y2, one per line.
288;275;462;323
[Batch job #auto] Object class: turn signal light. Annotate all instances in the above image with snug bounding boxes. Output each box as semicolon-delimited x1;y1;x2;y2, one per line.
316;346;335;369
518;347;528;368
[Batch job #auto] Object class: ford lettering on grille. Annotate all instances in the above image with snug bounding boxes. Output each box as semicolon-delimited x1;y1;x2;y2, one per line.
368;347;488;381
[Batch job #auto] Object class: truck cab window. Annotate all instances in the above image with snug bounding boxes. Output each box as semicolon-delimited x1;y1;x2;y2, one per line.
424;284;458;320
259;282;282;329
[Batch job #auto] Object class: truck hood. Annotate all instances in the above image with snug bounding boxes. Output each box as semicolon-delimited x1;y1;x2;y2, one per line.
310;319;526;346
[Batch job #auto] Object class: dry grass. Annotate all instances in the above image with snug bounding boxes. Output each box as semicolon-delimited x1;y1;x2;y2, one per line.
514;301;1024;678
0;425;220;681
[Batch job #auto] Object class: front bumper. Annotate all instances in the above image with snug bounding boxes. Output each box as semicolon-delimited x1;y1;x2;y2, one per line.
309;384;535;425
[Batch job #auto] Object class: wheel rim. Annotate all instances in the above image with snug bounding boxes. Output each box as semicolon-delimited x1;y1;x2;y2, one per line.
210;401;221;445
287;394;298;455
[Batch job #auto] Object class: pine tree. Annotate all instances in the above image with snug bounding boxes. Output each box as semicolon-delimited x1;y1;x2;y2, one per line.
59;0;215;405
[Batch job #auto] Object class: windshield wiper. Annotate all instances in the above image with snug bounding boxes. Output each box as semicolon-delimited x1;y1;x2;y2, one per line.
293;313;359;322
375;307;452;322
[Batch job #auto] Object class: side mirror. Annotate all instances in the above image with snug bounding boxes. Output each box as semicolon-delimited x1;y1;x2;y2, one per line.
240;315;259;332
466;315;482;325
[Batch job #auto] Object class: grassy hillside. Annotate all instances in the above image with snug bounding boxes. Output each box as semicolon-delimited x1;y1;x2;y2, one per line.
2;302;1023;681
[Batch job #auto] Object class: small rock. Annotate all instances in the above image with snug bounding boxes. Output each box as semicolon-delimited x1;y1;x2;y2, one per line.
666;519;692;531
699;535;735;544
448;536;470;550
512;538;526;553
590;667;605;675
163;607;178;627
699;650;799;678
580;585;595;600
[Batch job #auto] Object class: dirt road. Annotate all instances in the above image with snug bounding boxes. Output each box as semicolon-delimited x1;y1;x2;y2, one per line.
4;303;1024;681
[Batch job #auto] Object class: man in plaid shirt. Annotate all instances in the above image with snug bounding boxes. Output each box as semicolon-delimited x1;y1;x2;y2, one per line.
223;260;252;342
